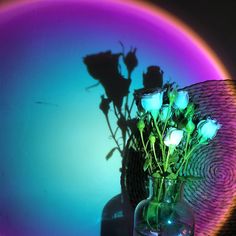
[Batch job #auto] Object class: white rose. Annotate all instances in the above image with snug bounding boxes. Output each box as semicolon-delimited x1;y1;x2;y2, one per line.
141;90;164;118
159;104;172;122
197;118;221;140
164;128;184;147
174;90;189;110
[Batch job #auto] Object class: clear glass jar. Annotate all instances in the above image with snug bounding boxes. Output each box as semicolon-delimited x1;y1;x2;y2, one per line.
133;176;195;236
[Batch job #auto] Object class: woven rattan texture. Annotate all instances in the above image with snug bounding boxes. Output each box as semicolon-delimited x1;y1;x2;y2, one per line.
122;80;236;236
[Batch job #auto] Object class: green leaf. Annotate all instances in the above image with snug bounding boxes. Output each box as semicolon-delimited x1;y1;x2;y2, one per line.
152;172;161;178
166;173;177;180
105;147;118;160
143;159;151;172
169;155;179;163
167;166;173;174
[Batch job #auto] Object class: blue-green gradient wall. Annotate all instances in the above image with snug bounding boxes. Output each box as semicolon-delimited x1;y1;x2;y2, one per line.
0;0;227;235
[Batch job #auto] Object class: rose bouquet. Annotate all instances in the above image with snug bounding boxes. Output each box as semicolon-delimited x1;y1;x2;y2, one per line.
132;85;221;236
134;84;221;179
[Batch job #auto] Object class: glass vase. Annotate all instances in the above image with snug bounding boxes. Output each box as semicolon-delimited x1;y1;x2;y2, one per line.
133;176;194;236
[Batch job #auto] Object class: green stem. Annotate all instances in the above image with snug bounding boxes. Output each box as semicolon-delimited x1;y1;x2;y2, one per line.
146;178;164;230
150;160;153;173
145;140;150;150
140;131;152;173
157;177;164;202
153;119;165;162
140;131;149;158
162;103;172;136
164;149;170;172
184;133;191;157
182;133;190;173
151;143;163;174
176;143;201;176
183;159;189;173
156;178;164;231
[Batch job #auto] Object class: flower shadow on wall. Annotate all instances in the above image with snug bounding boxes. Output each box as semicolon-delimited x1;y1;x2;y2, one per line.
84;45;165;235
84;46;138;236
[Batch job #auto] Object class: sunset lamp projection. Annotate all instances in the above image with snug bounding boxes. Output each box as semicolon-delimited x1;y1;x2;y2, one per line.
0;0;235;236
